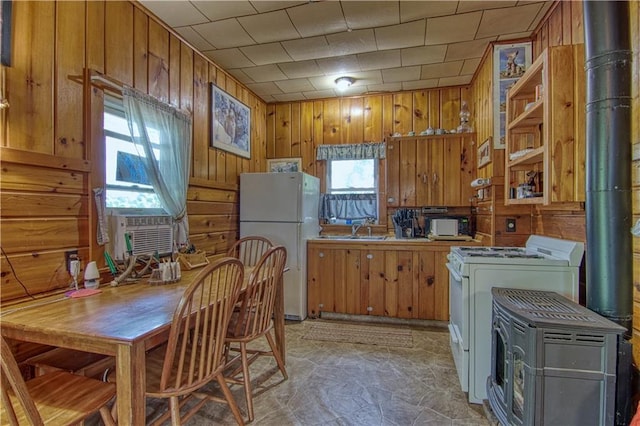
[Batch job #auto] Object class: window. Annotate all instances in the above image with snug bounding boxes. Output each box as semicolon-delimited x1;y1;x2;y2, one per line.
327;159;377;194
104;96;162;209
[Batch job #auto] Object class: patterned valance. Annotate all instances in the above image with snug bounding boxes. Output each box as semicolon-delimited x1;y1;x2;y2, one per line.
316;142;386;160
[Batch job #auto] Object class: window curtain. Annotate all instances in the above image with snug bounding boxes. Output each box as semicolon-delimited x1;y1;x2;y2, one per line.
316;142;386;160
122;87;192;246
316;142;384;222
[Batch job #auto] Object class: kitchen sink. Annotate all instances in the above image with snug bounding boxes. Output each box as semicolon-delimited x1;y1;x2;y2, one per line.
318;235;387;240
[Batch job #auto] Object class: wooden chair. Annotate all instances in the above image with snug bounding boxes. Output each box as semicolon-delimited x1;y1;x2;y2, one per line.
140;257;246;426
0;336;117;426
226;236;274;267
225;245;288;422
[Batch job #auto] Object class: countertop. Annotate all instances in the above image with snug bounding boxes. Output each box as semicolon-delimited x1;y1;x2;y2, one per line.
309;236;481;248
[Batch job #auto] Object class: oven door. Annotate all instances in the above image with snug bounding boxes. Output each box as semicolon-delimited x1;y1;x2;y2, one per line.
447;261;469;391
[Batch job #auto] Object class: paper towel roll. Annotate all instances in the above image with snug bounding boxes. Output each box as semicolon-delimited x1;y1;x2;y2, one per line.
471;178;490;187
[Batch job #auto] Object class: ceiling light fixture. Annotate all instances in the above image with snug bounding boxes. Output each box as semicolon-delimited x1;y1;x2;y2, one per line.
335;76;355;91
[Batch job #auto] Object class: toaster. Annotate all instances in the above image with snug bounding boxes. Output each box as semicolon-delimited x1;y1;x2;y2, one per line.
430;219;459;236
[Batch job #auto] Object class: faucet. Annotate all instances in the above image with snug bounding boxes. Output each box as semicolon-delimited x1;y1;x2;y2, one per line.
351;222;363;237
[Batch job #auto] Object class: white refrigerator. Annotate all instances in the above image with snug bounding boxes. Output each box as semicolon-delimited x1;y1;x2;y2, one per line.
239;172;320;320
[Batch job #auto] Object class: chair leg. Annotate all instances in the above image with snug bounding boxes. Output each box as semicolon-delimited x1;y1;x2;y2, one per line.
239;342;254;422
99;405;116;426
169;395;181;426
265;331;288;380
216;373;245;426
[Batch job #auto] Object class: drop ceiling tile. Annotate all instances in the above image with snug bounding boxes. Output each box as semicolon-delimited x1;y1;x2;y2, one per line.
348;70;383;85
342;1;400;29
138;1;207;27
399;1;458;21
240;43;292;66
316;55;361;75
528;1;554;31
251;1;306;13
461;58;482;75
245;81;283;96
192;1;256;21
303;89;338;100
261;94;276;102
192;20;255;49
365;82;403;93
445;37;495;61
287;1;348;37
326;29;377;56
238;10;300;44
381;66;422;83
401;45;447;66
242;64;288;83
401;79;439;91
174;26;215;51
338;85;368;96
457;0;517;13
375;20;426;50
282;36;332;61
274;78;315;93
425;12;482;45
420;61;464;79
227;69;255;85
272;92;305;102
278;60;324;79
438;75;473;87
358;50;401;71
204;49;254;69
476;3;542;38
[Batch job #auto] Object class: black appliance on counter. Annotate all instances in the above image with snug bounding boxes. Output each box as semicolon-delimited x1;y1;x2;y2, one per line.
487;287;629;426
392;207;475;239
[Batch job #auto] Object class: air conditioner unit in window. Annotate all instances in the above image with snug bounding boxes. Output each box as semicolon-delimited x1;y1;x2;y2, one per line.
109;214;174;261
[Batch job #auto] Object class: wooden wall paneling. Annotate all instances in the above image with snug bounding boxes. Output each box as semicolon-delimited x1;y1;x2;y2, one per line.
547;5;563;47
561;0;572;46
313;101;324;182
8;0;55;152
341;97;364;144
87;82;105;269
148;19;169;103
168;35;180;107
2;218;89;254
105;1;133;86
274;103;292;157
400;138;417;205
188;212;237;236
382;94;394;138
386;138;400;207
213;68;227;183
55;1;85;159
571;1;584;45
0;162;85;194
179;42;193;112
1;250;89;302
363;95;382;142
191;54;209;180
440;87;461;131
413;91;429;134
266;104;276;158
290;102;301;158
428;91;441;130
392;92;412;135
444;138;463;206
0;193;87;217
461;135;475;203
189;231;235;256
322;99;341;145
300;101;314;173
86;1;105;73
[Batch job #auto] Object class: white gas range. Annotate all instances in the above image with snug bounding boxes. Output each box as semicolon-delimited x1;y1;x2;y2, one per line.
446;235;584;404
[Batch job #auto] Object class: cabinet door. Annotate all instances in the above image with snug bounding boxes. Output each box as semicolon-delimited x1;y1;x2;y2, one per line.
307;246;334;317
386;138;400;206
362;250;385;316
399;138;417;206
395;250;416;319
429;138;445;205
416;250;436;319
344;248;361;315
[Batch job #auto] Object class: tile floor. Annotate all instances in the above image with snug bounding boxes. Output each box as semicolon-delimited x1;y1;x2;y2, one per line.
163;318;490;426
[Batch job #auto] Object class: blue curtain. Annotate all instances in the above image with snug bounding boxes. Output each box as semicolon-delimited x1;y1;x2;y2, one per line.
320;194;378;222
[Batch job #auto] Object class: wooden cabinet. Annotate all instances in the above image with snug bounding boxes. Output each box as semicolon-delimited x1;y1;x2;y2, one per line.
387;134;475;207
307;241;450;321
504;45;585;205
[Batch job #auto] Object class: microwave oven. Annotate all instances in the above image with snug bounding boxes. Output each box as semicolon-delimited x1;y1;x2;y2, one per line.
425;215;473;237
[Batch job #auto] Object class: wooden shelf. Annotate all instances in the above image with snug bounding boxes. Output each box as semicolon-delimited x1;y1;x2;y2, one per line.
505;197;545;205
508;100;543;129
507;147;544;168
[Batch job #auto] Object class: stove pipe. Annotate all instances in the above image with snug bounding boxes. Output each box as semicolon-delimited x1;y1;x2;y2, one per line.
583;0;633;337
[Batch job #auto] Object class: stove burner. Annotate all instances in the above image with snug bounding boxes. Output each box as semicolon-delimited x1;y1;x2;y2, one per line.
454;247;546;259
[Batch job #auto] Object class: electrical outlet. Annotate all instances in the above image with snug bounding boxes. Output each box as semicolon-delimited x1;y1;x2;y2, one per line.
506;218;516;233
65;250;79;273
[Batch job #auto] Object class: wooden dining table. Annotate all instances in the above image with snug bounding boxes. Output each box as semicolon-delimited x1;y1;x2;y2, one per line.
0;265;286;425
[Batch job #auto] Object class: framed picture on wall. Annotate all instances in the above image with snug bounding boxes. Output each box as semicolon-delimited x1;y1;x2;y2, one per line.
493;42;532;149
267;158;302;173
477;137;491;168
1;0;12;67
210;83;251;158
